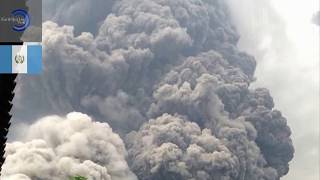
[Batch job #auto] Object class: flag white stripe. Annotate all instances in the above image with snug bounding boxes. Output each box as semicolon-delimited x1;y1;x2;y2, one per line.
12;45;28;74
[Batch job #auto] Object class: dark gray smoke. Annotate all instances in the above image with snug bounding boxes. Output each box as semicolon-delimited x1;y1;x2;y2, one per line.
127;113;278;180
8;0;294;179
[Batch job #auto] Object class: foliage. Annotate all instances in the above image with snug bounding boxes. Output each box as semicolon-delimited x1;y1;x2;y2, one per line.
69;175;88;180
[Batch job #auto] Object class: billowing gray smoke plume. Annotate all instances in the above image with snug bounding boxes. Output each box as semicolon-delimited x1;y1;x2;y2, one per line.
127;113;278;180
8;0;294;179
2;112;137;180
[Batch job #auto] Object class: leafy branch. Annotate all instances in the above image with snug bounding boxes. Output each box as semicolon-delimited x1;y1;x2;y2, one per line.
69;175;88;180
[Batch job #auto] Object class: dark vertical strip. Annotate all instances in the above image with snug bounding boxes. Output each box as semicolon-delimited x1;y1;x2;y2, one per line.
0;74;17;175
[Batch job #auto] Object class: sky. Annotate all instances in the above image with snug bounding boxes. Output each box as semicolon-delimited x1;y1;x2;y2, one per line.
267;1;319;179
227;0;319;179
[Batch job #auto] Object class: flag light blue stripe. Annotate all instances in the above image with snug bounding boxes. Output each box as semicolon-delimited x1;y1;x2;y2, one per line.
0;46;12;74
27;45;42;74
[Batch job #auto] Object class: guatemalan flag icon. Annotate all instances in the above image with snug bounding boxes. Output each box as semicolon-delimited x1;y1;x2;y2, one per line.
0;43;42;74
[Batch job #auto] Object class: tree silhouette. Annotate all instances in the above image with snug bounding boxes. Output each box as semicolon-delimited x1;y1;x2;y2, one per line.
69;175;88;180
0;74;17;175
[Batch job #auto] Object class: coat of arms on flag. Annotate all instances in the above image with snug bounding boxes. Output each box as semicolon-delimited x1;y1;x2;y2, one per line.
14;54;25;64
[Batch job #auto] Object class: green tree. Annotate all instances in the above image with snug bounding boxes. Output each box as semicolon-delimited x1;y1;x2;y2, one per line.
69;175;88;180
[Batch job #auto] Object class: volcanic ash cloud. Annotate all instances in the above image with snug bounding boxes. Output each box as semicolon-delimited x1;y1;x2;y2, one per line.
10;0;294;179
2;112;137;180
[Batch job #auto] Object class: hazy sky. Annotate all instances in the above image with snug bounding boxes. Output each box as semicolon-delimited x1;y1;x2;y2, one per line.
227;0;319;179
267;1;319;179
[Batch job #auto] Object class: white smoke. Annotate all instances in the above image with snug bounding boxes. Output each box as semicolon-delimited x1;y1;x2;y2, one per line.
2;112;137;180
43;0;116;34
